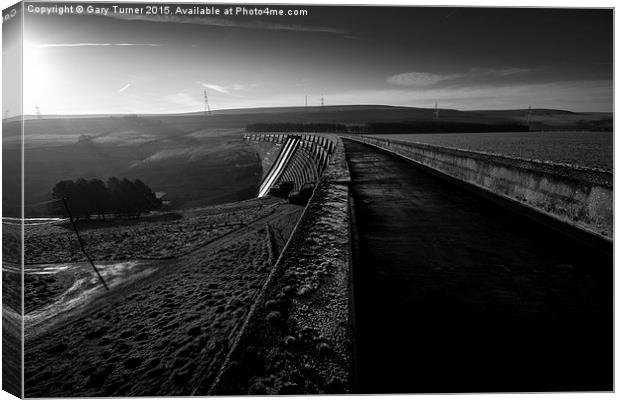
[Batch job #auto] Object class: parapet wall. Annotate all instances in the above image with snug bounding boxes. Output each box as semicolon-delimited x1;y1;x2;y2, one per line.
210;137;354;395
346;135;613;240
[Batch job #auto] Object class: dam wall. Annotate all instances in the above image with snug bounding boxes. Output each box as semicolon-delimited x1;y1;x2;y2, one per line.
211;131;613;394
345;135;613;241
244;133;336;197
211;137;354;395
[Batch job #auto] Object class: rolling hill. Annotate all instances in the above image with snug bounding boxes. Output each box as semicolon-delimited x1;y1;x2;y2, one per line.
3;105;612;216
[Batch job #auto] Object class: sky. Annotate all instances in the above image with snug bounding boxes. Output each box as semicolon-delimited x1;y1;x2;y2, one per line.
4;3;614;115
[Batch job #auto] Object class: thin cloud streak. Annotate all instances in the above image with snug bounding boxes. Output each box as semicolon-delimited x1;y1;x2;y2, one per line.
387;72;463;87
470;67;530;76
104;13;348;35
197;82;230;95
387;68;530;87
37;43;161;48
197;81;246;97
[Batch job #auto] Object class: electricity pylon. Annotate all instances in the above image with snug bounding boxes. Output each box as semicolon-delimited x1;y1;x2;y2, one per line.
204;90;211;115
526;105;532;127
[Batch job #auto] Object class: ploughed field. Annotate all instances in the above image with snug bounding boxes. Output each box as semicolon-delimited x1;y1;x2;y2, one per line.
380;131;613;171
22;197;304;397
22;200;287;264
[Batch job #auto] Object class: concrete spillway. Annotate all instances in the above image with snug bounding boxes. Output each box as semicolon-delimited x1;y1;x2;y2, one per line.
245;133;335;198
344;139;612;393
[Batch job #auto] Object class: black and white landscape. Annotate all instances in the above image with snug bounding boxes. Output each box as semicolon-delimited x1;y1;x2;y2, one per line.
2;3;614;398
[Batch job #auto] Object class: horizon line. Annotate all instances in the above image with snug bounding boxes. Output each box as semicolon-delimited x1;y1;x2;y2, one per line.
3;103;613;120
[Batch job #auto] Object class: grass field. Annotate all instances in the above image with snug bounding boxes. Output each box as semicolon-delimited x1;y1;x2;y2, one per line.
380;131;613;171
22;197;304;397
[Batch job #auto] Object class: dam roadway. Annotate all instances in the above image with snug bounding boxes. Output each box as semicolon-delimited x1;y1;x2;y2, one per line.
343;139;612;393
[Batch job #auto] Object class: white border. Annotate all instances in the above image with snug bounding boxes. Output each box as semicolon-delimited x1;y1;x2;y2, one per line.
0;1;616;400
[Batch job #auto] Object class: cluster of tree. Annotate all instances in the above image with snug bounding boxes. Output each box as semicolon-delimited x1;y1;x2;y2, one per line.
367;121;529;134
50;177;162;220
247;123;350;133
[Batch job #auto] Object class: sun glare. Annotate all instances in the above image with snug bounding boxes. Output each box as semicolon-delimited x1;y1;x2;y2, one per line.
23;37;55;115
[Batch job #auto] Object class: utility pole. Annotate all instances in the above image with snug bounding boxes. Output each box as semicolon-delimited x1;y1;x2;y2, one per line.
204;89;211;115
526;105;532;128
62;198;109;291
433;102;439;120
320;94;325;110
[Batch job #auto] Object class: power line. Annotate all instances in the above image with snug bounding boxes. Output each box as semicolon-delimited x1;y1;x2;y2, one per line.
3;198;63;208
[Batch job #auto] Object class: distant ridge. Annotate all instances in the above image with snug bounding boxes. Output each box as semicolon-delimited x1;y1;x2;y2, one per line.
3;105;611;132
11;105;408;120
6;104;610;120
